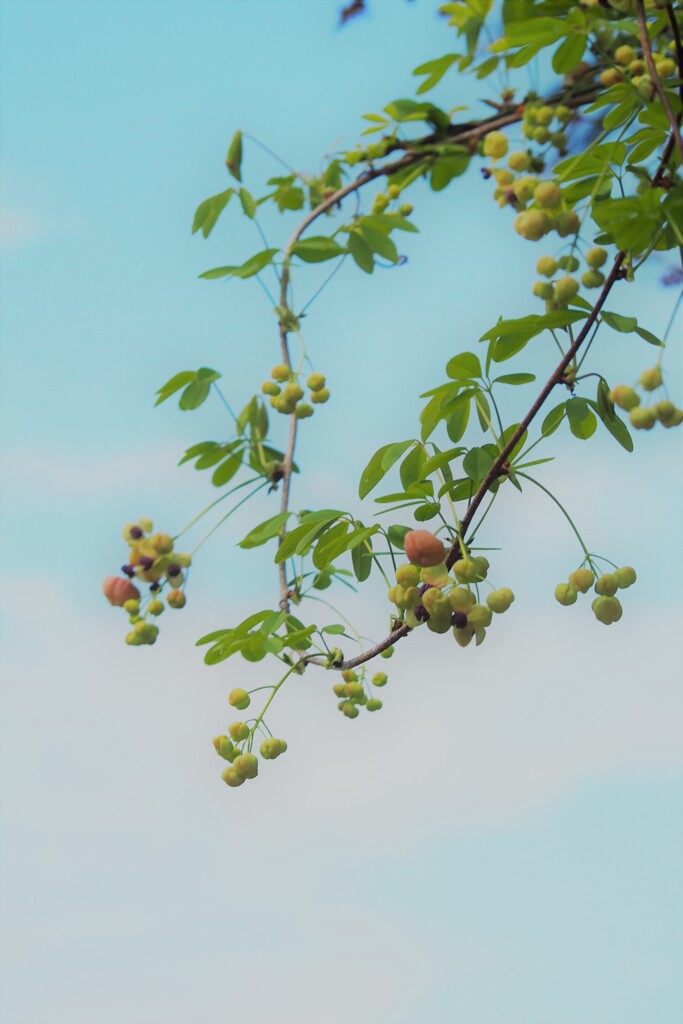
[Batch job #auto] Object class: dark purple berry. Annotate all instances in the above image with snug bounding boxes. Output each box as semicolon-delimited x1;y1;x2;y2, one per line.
167;562;181;577
481;168;492;180
451;611;468;629
129;526;143;540
414;605;430;622
150;582;160;592
419;583;433;596
139;556;154;570
121;564;135;577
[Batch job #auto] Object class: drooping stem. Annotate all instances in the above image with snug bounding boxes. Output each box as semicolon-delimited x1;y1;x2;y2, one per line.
635;0;683;164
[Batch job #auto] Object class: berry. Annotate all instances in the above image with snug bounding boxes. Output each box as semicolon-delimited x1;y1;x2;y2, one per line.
615;44;636;65
260;738;287;759
404;530;446;568
553;276;579;303
420;563;449;586
396;563;421;588
138;517;153;534
228;722;250;742
271;364;290;382
557;255;579;272
213;735;234;760
449;587;475;613
233;753;258;780
586;246;607;268
595;573;619;597
536;256;558;278
295;403;314;419
380;646;394;659
554;211;579;238
148;599;164;616
345;682;365;700
399;202;413;216
467;604;493;629
533;281;554;300
610;385;640;411
486;588;515;613
532;126;550;145
535;105;554;126
311;388;330;404
103;576;141;607
508;151;531;172
592;595;623;625
629;406;656;430
372;672;388;687
307;372;326;391
123;598;139;615
152;533;173;555
568;568;595;593
614;566;636;589
229;688;251;711
483;131;508;159
167;589;186;609
453;559;479;583
652;400;676;425
333;683;346;698
423;588;449;616
222;767;246;788
639;367;662;391
582;270;604;289
514;210;551;241
366;699;382;712
636;76;655;102
342;702;359;719
403;586;421;609
554;583;577;606
372;193;389;213
534;181;562;209
472;555;490;579
453;624;474;648
600;69;623;87
262;381;281;396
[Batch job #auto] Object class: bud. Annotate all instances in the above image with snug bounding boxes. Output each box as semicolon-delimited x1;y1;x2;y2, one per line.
222;767;246;787
568;568;595;593
404;530;446;568
233;753;258;780
229;688;251;711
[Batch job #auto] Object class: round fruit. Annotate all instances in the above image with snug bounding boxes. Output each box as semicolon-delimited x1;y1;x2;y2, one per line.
233;753;258;780
167;589;186;609
148;599;164;616
467;604;493;628
568;568;595;593
342;702;359;719
213;735;234;760
372;672;388;687
600;69;623;87
228;722;250;742
514;210;551;241
653;400;676;426
586;246;607;268
595;573;619;596
629;406;656;430
295;403;314;419
610;385;640;411
553;276;579;303
229;688;251;710
486;588;514;613
449;587;476;613
366;699;382;712
453;625;474;648
396;563;421;588
640;367;662;391
532;126;550;145
533;281;554;300
307;372;326;391
311;388;330;404
614;566;636;589
536;256;558;278
423;588;450;616
483;131;508;159
554;583;577;606
262;381;280;396
271;364;290;382
534;181;562;209
554;211;579;238
103;576;141;607
453;559;479;583
508;151;531;171
427;614;452;634
222;767;246;787
123;598;139;615
582;270;604;289
404;530;446;568
592;595;623;625
345;682;365;700
333;683;346;698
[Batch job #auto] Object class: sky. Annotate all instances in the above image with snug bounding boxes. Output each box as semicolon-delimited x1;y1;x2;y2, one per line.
1;1;682;1023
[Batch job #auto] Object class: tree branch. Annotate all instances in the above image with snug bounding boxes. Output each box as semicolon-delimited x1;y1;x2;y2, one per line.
636;0;683;164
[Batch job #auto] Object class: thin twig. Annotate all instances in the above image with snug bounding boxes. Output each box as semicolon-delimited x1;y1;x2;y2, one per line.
636;0;683;164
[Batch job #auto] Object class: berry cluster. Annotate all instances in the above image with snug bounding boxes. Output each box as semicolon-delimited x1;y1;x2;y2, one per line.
372;183;414;217
102;517;190;646
554;565;636;624
262;365;329;417
212;719;288;788
600;41;677;97
611;370;683;431
387;530;515;648
532;246;608;307
332;666;386;718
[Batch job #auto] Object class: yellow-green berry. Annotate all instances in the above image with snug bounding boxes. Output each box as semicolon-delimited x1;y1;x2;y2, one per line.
229;688;251;711
568;568;595;593
629;406;656;430
307;372;326;391
372;672;388;687
483;131;508;159
536;256;559;278
614;566;636;589
148;599;164;616
222;766;246;787
555;583;577;606
595;573;619;597
232;753;258;779
271;364;290;383
486;588;515;613
592;595;623;625
228;721;250;742
311;388;330;404
640;367;662;391
610;385;640;411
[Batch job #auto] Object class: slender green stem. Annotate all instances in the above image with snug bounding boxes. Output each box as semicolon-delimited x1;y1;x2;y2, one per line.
248;662;299;741
174;475;261;538
190;481;269;556
517;471;590;561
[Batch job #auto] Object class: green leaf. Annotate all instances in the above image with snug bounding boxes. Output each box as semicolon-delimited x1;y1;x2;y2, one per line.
239;187;257;219
400;445;426;489
313;521;351;570
322;624;347;635
592;190;665;255
358;440;413;499
463;446;495;482
212;452;242;486
446;394;471;443
192;189;234;238
226;130;243;181
387;525;411;549
239;512;290;549
589;398;633;452
421;446;464;479
357;224;399;262
412;53;459;94
635;325;664;347
552;31;586;74
348;231;374;273
481;311;587;363
430;153;470;191
446;351;482;381
364;213;419;233
179;441;219;465
155;370;196;406
291;237;347;263
541;403;565;436
566;397;597;440
200;248;279;281
414;502;440;521
179;380;211;411
602;311;637;333
494;373;536;385
351;533;373;582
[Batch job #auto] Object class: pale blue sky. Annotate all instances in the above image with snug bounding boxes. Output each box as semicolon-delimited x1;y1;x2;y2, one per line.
1;2;682;1023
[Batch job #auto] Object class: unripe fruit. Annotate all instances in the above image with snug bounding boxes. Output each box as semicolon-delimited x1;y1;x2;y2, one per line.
614;566;637;588
342;702;359;719
345;682;365;700
636;76;655;101
103;576;141;607
380;646;394;659
271;364;290;382
664;408;683;428
366;699;382;712
555;582;577;606
148;599;164;616
610;385;640;411
472;555;489;579
558;255;579;272
423;588;450;616
228;721;250;742
532;126;550;144
396;563;421;588
449;587;476;613
372;672;388;687
551;131;568;152
404;530;446;567
514;210;551;241
592;595;623;625
138;517;153;534
554;211;579;237
222;767;246;787
600;68;623;87
262;381;281;396
333;683;346;698
595;573;619;597
486;588;515;613
556;105;572;125
295;403;314;419
553;276;579;303
311;388;330;404
534;181;562;209
628;59;645;76
284;382;304;402
453;624;474;647
512;176;538;202
229;688;251;710
629;406;656;430
151;533;173;554
586;246;607;268
420;563;449;586
615;44;636;65
536;105;554;126
640;367;662;391
233;753;258;779
655;58;675;77
174;553;192;568
125;631;143;646
123;598;139;615
372;193;389;213
533;281;554;300
167;589;186;609
508;151;531;171
467;604;493;628
213;735;234;760
399;202;413;217
403;586;421;609
483;131;508;159
260;738;287;759
568;568;595;593
307;372;326;391
427;614;452;634
453;559;479;583
582;270;605;289
653;400;676;425
341;669;358;682
536;256;559;278
404;608;423;628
